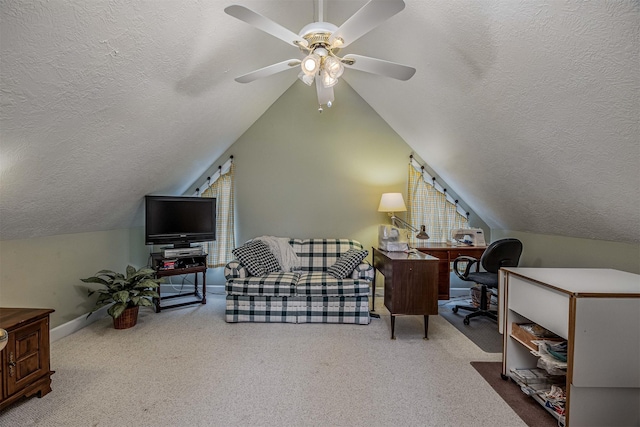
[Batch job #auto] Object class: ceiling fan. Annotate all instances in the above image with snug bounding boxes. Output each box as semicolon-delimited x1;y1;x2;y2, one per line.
225;0;416;112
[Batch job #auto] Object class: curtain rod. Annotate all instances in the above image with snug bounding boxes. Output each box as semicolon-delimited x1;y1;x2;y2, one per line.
194;156;233;196
409;155;469;219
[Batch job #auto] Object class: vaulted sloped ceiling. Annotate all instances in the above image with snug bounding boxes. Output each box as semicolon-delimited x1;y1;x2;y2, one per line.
0;1;638;243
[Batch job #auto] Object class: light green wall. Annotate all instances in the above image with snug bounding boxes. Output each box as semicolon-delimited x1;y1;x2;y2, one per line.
492;229;640;274
0;228;149;328
232;81;407;245
191;81;488;286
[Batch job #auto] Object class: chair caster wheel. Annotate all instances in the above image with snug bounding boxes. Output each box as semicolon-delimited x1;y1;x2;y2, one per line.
463;317;470;325
452;306;458;314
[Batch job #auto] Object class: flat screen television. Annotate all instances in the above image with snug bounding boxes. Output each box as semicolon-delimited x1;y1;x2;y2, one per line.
145;195;216;248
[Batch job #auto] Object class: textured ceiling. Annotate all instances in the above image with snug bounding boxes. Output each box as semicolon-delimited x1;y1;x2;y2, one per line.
0;0;638;243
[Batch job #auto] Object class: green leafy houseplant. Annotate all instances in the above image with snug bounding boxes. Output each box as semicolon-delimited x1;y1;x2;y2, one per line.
82;265;163;320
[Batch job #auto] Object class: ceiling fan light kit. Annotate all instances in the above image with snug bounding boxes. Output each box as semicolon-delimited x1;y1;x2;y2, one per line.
225;0;415;112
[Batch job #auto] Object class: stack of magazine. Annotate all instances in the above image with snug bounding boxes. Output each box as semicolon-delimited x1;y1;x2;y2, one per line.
511;367;566;420
510;368;563;392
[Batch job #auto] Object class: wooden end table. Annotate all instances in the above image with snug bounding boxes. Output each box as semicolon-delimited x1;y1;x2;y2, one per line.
151;253;208;312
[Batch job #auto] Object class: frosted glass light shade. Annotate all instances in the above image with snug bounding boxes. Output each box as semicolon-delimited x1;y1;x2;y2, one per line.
298;71;315;86
378;193;407;212
302;54;320;75
321;69;339;88
324;56;344;79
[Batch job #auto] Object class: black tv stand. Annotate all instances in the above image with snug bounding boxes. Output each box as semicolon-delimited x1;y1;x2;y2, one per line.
151;252;208;312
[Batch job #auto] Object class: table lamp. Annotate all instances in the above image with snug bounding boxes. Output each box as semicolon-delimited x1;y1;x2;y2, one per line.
378;193;429;240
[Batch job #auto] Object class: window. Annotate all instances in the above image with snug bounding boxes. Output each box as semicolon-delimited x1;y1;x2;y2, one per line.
407;163;468;244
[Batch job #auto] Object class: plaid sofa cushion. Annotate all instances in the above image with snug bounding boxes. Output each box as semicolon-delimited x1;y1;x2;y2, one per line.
226;295;299;323
296;272;371;297
290;239;365;272
226;272;299;297
225;295;369;324
297;296;370;324
327;249;368;279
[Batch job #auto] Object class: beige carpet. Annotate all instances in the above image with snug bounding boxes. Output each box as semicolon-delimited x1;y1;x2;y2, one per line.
0;293;526;427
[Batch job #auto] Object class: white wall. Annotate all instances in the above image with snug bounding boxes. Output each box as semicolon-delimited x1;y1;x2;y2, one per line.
0;228;148;328
492;229;640;274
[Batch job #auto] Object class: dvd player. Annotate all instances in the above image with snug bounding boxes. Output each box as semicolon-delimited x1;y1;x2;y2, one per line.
163;246;203;258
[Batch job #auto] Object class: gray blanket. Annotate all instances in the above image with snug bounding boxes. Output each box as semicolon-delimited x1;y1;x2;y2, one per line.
255;236;300;272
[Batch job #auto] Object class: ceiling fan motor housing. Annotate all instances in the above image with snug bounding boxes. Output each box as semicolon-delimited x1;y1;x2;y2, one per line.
298;22;341;53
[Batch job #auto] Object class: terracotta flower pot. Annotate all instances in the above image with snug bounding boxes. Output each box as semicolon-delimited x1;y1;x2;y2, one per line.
113;306;139;329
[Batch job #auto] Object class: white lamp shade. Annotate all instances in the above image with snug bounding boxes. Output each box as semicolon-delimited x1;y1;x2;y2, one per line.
378;193;407;212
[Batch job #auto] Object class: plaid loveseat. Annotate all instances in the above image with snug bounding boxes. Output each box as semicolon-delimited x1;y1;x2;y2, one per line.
224;239;374;324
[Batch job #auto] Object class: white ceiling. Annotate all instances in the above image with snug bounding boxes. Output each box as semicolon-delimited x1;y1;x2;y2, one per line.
0;0;638;243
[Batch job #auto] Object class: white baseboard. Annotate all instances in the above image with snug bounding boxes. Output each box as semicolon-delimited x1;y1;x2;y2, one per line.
159;283;225;292
50;285;226;342
50;305;111;343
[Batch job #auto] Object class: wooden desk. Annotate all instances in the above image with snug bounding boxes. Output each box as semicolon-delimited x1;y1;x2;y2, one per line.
372;248;439;339
415;243;487;300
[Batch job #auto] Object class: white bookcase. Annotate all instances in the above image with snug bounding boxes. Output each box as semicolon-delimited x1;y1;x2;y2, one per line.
500;268;640;427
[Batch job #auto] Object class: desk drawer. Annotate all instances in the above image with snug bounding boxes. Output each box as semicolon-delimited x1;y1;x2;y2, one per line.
508;274;569;338
451;248;485;260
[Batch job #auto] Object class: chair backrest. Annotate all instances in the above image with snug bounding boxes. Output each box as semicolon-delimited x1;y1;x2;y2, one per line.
480;238;523;274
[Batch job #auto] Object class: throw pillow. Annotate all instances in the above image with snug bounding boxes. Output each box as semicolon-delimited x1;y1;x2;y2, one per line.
247;240;281;273
327;249;368;279
232;244;266;276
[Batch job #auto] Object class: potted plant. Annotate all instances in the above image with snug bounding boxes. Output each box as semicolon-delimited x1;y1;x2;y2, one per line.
81;265;163;329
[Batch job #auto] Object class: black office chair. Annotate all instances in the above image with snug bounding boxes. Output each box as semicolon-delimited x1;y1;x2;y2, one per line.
451;238;523;325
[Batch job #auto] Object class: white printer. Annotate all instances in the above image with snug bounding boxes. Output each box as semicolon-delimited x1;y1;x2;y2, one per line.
378;225;409;252
451;228;486;246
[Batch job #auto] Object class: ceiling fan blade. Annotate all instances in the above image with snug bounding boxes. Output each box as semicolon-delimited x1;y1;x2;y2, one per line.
328;0;405;48
235;59;301;83
315;79;334;106
225;5;308;48
342;54;415;81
